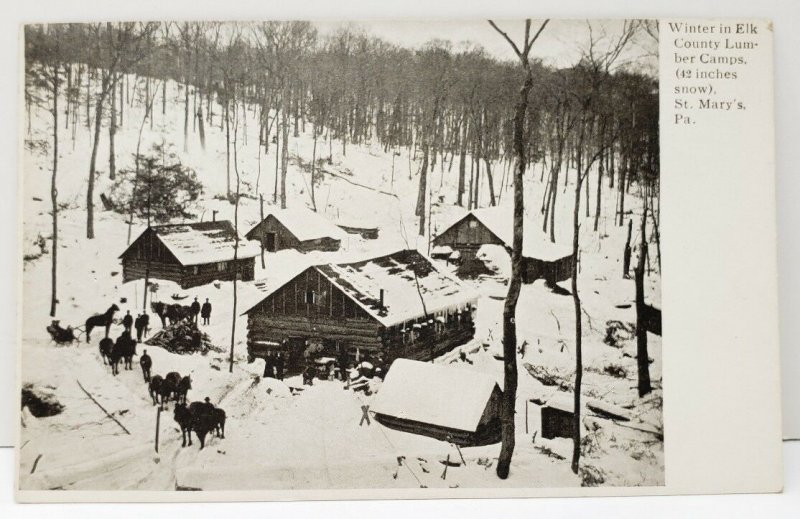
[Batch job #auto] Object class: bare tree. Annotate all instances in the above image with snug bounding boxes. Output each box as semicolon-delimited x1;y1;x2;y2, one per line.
488;18;549;480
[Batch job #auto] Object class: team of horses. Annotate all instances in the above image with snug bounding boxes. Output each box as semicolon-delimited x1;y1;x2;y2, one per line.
77;302;226;450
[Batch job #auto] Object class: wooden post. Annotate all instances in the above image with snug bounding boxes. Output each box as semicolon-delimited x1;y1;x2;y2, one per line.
155;407;161;453
525;399;529;434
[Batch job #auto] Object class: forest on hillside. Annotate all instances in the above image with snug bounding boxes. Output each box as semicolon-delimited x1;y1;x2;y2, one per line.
23;21;659;241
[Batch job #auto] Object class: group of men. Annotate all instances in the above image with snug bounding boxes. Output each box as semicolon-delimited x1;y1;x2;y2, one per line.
121;310;151;342
190;297;213;326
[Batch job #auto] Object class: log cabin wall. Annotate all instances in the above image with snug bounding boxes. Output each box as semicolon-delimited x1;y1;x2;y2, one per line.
121;230;183;284
179;257;255;288
433;214;505;260
121;230;255;288
247;267;385;358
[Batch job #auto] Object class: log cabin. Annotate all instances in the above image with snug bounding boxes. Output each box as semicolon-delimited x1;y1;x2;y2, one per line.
433;206;575;285
120;221;260;289
372;358;502;446
245;207;345;253
243;249;478;374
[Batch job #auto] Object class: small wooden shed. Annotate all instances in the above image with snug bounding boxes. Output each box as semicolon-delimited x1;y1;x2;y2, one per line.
245;207;345;253
433;206;575;285
372;359;502;446
540;393;575;440
120;221;260;289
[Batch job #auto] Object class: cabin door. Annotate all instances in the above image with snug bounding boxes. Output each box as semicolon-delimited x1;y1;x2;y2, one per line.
287;337;306;373
265;232;277;252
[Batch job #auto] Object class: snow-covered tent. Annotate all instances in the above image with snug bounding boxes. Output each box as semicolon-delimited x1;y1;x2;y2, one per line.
245;206;346;253
372;359;502;446
120;220;260;288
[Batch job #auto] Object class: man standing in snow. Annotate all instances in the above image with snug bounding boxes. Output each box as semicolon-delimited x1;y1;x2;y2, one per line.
141;312;150;338
190;297;201;326
134;314;145;342
122;310;133;333
275;352;285;381
201;298;212;325
139;349;152;383
263;352;275;378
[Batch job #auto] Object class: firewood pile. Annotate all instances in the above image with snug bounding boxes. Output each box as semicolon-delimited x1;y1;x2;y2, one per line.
145;321;217;355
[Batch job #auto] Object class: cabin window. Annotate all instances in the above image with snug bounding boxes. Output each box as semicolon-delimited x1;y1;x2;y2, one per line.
468;220;478;229
192;266;199;275
305;290;316;304
217;261;228;272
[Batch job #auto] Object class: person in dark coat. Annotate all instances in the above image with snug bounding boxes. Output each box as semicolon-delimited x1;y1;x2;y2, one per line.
201;298;212;325
190;297;201;325
141;313;150;337
263;352;275;378
275;352;285;381
134;314;145;342
139;349;152;383
337;350;350;381
122;310;133;333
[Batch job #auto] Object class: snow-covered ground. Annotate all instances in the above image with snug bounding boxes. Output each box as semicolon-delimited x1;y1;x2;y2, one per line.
19;71;662;490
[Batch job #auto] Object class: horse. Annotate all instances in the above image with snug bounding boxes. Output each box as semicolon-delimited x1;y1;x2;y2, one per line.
165;304;193;325
151;301;167;328
188;400;219;450
85;304;120;342
211;408;226;439
149;375;164;406
98;337;114;365
108;332;136;376
175;376;192;405
173;402;194;447
161;371;182;406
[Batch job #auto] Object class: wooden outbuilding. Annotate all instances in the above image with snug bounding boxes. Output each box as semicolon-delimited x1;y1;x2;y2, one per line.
245;207;345;253
433;206;575;285
120;221;260;289
243;249;478;374
372;359;502;446
540;393;575;440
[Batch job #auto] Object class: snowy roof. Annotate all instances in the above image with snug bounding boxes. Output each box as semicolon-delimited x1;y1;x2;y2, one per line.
437;206;574;261
244;249;478;327
316;249;478;327
373;359;500;433
249;206;346;242
122;221;260;266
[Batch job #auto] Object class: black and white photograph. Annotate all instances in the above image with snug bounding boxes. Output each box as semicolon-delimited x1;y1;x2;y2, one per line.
18;18;663;494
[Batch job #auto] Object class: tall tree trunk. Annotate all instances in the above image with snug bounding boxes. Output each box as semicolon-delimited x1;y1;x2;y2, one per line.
87;74;110;240
280;87;289;209
485;157;497;206
496;67;533;481
635;202;652;396
50;64;60;317
311;123;317;211
225;99;231;198
183;76;190;152
594;148;603;232
108;74;117;180
198;105;206;150
416;144;429;236
457;137;466;207
570;161;584;475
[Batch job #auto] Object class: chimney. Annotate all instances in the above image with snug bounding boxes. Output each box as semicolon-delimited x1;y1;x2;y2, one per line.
212;210;218;222
379;289;385;309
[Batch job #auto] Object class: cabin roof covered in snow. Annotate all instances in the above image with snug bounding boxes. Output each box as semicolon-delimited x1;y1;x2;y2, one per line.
373;359;500;433
121;221;260;266
248;206;346;242
437;206;574;261
244;249;478;327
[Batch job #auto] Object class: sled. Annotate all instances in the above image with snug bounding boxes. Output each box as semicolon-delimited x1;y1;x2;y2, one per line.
46;323;80;344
